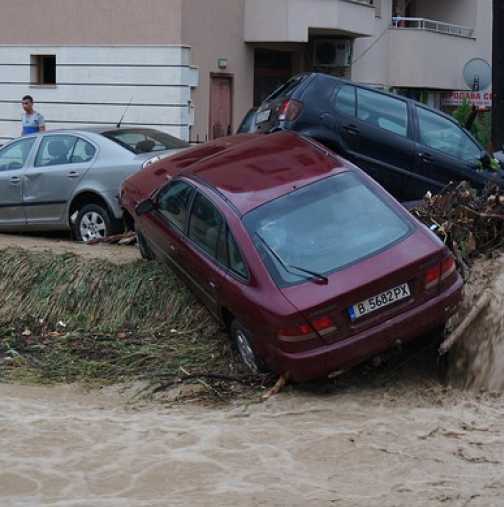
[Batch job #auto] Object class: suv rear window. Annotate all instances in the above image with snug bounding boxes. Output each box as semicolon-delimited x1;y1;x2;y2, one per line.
103;128;189;154
244;173;410;287
265;75;308;102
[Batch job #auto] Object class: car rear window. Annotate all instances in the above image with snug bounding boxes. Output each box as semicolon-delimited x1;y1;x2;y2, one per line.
102;128;189;154
244;173;411;287
265;74;308;102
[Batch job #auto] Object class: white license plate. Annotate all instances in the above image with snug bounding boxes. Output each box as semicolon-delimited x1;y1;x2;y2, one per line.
348;283;411;321
255;109;271;124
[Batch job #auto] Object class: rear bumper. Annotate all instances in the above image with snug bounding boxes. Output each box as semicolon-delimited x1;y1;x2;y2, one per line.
274;275;463;382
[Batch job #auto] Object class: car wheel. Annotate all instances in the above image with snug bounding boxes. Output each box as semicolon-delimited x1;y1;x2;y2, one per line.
74;204;121;242
230;320;267;374
137;230;155;260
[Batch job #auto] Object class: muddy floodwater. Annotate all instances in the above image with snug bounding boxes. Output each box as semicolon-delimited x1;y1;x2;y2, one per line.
0;235;503;506
1;382;503;507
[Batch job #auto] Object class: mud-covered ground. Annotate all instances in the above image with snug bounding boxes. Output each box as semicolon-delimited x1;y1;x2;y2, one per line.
0;232;139;264
0;233;503;506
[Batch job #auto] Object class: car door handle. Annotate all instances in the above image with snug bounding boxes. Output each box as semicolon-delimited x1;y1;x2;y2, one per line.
418;153;433;164
8;176;20;184
208;280;218;290
168;244;177;252
67;170;80;178
343;125;360;136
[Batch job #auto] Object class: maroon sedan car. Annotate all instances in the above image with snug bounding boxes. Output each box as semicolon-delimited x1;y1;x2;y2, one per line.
121;132;463;382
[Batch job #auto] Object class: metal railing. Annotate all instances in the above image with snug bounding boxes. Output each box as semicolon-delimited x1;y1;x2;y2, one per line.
391;17;474;38
343;0;375;6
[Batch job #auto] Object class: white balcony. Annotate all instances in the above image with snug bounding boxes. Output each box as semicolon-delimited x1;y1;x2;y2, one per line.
244;0;376;43
388;23;478;90
391;17;475;39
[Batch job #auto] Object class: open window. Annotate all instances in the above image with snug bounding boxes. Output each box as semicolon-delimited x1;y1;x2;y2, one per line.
31;55;56;85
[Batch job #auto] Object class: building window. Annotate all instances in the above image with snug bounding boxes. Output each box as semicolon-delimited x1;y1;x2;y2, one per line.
31;55;56;85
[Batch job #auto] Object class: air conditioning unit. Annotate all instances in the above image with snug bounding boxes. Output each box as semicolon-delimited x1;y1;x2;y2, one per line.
313;39;352;68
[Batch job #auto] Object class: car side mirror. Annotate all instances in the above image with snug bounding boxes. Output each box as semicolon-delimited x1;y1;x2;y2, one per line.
135;198;155;216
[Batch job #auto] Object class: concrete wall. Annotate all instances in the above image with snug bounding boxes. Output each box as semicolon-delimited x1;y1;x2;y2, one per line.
474;0;493;63
352;0;393;87
387;31;478;89
0;45;197;140
0;0;183;44
244;0;376;42
182;0;254;141
412;0;476;28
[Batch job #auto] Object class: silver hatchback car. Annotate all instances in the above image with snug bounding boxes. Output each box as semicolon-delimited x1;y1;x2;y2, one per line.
0;127;189;241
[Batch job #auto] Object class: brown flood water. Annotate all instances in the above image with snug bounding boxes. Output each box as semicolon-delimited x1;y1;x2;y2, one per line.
0;237;503;506
0;382;503;507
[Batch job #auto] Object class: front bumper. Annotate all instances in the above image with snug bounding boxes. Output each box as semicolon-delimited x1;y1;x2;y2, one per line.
274;275;463;382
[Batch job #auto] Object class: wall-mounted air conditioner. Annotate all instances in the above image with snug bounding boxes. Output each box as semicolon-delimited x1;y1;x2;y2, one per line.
313;39;352;68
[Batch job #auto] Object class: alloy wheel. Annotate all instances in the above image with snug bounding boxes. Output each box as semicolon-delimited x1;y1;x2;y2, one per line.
79;211;107;242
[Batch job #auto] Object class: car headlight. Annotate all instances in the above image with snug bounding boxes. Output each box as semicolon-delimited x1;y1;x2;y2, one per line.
142;156;161;169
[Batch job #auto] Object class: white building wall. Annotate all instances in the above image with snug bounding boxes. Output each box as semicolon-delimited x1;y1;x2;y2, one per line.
351;0;393;88
0;45;198;141
412;0;476;27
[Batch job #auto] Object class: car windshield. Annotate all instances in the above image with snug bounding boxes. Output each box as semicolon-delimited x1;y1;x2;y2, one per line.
244;173;411;287
102;128;189;154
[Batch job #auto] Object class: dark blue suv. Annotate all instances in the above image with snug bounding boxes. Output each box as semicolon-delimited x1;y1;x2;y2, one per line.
255;73;502;201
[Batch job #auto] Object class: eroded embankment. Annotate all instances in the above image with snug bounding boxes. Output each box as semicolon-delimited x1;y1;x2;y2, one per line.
0;248;252;394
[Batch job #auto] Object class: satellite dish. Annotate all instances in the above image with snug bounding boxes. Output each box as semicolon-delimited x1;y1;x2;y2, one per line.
463;58;492;91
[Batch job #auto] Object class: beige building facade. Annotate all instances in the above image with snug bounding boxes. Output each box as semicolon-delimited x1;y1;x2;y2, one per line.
0;0;493;142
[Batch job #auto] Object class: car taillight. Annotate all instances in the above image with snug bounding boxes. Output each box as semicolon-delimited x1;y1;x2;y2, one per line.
425;256;456;290
441;256;456;280
278;315;335;342
277;99;304;122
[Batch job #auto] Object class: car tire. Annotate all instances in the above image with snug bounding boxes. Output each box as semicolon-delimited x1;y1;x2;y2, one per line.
73;203;122;242
137;230;155;260
230;320;268;374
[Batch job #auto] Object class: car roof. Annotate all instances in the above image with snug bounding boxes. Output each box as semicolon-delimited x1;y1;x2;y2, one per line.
177;132;348;215
305;73;461;124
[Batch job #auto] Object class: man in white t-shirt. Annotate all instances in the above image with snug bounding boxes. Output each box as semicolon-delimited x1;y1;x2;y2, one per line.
21;95;46;136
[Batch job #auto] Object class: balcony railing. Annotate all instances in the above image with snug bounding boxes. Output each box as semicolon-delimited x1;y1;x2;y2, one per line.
343;0;374;5
391;17;474;38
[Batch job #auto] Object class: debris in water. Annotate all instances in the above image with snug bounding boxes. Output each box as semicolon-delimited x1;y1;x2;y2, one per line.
262;372;290;400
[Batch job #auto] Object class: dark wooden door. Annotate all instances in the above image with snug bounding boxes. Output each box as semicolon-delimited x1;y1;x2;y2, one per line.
209;75;232;140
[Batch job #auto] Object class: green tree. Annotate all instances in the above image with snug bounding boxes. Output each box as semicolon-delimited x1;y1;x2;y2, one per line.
452;98;492;149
